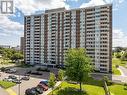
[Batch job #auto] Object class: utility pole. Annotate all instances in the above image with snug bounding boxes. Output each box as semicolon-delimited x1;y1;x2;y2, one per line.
18;74;21;95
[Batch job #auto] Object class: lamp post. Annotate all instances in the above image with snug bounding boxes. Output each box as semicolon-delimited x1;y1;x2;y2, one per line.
18;74;21;95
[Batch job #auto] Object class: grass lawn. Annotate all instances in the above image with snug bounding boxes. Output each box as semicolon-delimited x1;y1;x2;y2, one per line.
0;81;16;89
48;76;105;95
112;65;121;75
109;84;127;95
48;81;105;95
112;58;127;67
112;58;121;75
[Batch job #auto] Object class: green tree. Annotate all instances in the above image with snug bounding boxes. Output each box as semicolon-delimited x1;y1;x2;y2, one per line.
115;53;121;58
58;69;64;81
65;48;93;91
48;73;56;95
121;52;127;61
114;47;123;52
11;53;23;62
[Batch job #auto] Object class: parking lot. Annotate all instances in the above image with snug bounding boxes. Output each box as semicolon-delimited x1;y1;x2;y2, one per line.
0;66;58;95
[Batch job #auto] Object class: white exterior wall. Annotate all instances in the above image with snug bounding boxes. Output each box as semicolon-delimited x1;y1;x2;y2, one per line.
95;7;101;70
71;10;76;48
80;10;85;48
47;15;51;63
30;16;34;65
40;15;44;64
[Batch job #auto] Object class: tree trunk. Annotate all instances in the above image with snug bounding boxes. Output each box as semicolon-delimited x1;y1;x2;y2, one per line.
52;87;53;95
80;82;82;91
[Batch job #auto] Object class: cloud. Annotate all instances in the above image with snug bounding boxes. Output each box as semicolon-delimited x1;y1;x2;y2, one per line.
80;0;125;9
0;15;23;37
14;0;70;15
80;0;106;8
113;29;127;47
66;0;79;2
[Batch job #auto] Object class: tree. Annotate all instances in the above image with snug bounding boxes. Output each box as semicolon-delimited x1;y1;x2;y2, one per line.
58;69;64;81
114;47;123;52
121;52;127;61
65;48;93;91
11;53;23;62
48;73;56;95
115;53;121;58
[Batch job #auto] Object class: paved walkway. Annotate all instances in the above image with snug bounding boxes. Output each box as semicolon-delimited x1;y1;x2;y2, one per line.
119;66;127;76
6;88;17;95
42;81;62;95
112;66;127;83
0;87;8;95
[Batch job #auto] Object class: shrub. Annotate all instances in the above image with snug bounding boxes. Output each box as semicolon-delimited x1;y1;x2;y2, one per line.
124;83;127;90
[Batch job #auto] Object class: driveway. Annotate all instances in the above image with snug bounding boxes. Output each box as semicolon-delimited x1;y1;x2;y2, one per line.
119;66;127;76
112;75;127;83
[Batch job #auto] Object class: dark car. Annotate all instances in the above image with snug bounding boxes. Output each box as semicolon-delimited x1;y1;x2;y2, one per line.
37;84;48;91
25;73;30;76
21;76;30;80
25;88;38;95
8;75;17;79
26;70;31;74
31;71;42;75
33;87;43;94
39;80;48;86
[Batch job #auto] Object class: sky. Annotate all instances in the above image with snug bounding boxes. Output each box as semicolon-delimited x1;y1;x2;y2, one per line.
0;0;127;47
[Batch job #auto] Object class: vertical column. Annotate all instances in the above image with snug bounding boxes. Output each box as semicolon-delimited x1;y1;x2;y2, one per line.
57;13;60;65
40;15;44;64
30;16;34;65
76;10;80;48
44;14;48;63
95;7;101;71
71;10;76;48
61;12;64;65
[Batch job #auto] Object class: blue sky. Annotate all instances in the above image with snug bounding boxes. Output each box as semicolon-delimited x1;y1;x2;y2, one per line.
0;0;127;47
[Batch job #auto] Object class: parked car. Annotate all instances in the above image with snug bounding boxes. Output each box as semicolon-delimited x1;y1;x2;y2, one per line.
3;77;13;82
26;70;31;74
0;67;10;72
21;76;30;80
32;87;43;94
12;79;21;84
37;83;48;91
36;67;50;72
25;88;39;95
39;80;48;86
8;75;17;79
25;73;30;76
5;69;16;73
31;71;42;75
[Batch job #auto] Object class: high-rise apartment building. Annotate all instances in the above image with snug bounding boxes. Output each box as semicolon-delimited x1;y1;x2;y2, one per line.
24;4;112;73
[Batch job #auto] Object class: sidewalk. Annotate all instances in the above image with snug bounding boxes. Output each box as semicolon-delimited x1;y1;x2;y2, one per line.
42;81;62;95
119;66;127;76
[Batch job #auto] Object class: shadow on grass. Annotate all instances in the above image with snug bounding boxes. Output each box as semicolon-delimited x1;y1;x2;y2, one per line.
56;87;88;95
84;76;104;87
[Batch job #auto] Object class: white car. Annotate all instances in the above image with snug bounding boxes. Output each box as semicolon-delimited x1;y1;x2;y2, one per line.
3;78;13;82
